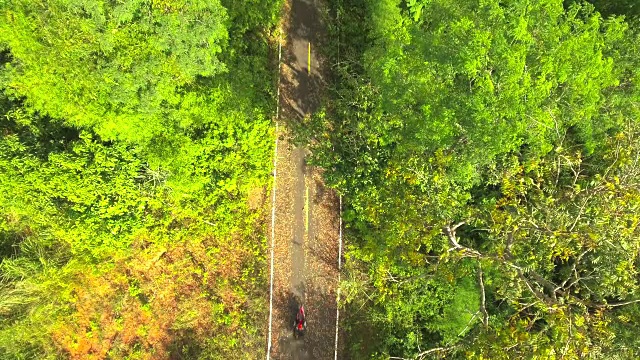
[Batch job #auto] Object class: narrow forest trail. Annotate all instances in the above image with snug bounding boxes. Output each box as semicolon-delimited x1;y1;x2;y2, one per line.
267;0;343;359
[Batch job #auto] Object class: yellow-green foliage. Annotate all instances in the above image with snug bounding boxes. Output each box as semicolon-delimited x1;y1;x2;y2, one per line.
0;0;282;358
0;0;228;143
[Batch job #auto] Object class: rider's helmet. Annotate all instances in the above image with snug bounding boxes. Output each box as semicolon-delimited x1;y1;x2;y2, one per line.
297;322;304;331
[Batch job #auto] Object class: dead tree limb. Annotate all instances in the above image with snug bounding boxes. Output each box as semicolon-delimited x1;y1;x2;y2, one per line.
478;263;489;329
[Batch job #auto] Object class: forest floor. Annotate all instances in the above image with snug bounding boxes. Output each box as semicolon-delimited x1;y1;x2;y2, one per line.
268;0;343;359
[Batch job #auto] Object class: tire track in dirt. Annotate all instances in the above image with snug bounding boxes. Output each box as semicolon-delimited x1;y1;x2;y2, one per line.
268;0;343;359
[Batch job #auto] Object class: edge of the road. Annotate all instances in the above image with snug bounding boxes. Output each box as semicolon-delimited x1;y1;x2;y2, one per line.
266;36;282;360
334;196;343;360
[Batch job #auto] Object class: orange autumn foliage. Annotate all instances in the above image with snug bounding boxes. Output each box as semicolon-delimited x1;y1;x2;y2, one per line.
51;234;255;359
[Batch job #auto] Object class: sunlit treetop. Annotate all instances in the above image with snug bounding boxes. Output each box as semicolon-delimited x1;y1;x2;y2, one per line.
0;0;229;143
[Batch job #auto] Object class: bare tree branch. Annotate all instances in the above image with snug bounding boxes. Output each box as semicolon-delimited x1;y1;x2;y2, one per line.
478;263;489;329
390;345;459;360
456;311;480;338
600;298;640;308
444;222;558;305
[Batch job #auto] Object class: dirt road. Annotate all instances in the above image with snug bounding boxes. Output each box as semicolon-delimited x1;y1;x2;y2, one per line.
267;0;342;359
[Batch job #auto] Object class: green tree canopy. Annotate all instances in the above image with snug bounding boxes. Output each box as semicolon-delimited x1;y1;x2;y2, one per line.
316;0;640;357
0;0;281;358
0;0;228;143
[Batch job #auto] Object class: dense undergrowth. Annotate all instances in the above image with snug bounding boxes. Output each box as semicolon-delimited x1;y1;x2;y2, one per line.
307;0;640;358
0;1;281;358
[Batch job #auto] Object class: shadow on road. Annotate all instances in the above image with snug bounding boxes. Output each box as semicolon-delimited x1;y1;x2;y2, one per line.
275;290;311;360
271;0;341;358
274;286;338;360
279;0;326;125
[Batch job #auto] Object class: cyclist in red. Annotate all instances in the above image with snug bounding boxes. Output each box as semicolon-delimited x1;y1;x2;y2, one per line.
295;305;307;336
